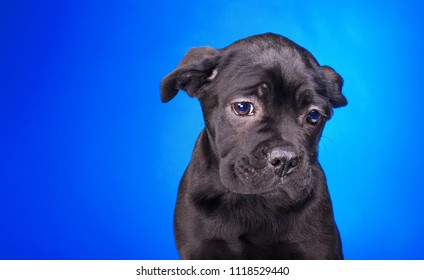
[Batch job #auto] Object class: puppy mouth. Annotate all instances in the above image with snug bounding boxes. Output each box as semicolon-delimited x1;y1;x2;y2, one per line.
221;156;312;202
231;157;285;194
235;157;261;181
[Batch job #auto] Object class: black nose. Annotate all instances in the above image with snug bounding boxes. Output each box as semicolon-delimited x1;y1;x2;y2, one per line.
268;148;299;177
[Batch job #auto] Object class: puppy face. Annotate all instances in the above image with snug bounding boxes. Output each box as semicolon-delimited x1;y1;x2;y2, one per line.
161;33;346;203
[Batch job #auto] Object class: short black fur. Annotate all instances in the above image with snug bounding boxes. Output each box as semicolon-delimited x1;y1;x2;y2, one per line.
161;33;347;259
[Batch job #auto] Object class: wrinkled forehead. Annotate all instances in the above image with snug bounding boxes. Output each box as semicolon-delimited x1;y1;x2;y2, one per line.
246;43;315;72
216;45;322;102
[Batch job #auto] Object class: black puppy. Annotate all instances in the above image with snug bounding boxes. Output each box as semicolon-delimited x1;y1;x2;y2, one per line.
160;33;347;259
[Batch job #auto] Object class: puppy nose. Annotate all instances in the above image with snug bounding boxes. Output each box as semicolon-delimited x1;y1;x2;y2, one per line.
268;148;299;177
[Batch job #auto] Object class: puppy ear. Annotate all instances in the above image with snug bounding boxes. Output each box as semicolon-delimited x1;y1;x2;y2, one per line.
321;66;348;108
160;47;220;103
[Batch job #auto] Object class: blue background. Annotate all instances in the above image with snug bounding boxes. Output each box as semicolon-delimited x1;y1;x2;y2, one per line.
1;0;423;259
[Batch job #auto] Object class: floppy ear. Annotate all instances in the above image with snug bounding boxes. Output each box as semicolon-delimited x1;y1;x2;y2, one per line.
321;66;348;108
160;47;220;103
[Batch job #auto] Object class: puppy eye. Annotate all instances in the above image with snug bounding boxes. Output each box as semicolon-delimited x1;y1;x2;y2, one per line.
306;110;321;125
232;102;255;116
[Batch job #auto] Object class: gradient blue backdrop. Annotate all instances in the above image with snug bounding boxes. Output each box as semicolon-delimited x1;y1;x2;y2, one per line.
1;0;423;259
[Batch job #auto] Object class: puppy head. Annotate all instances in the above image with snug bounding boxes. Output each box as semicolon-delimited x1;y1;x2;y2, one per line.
161;33;347;203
